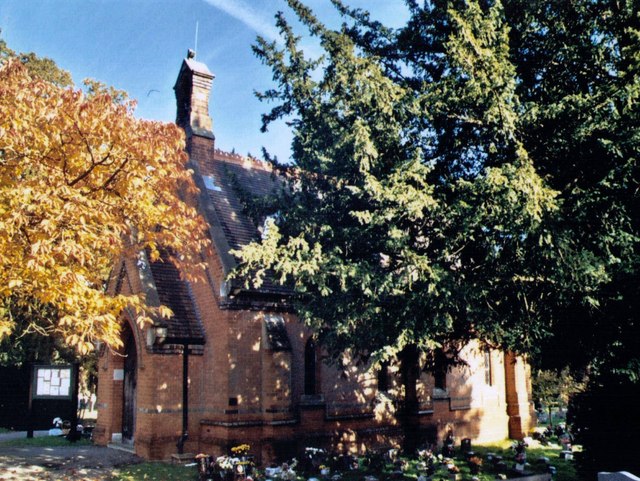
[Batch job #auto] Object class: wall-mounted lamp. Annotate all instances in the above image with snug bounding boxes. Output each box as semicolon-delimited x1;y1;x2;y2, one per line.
147;325;168;347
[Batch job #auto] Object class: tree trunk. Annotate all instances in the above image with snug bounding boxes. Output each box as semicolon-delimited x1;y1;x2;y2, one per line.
399;344;420;455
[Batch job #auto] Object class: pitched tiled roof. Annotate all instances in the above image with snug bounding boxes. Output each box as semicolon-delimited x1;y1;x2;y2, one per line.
205;152;275;252
198;149;292;297
148;250;205;344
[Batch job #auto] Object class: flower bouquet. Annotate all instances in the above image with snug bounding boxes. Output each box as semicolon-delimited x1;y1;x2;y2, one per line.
196;453;215;481
468;455;483;475
447;463;460;481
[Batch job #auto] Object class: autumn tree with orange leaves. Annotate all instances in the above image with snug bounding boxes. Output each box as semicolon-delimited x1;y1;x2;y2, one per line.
0;59;208;354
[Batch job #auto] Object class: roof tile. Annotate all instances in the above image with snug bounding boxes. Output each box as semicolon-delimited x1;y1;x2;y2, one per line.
148;250;205;344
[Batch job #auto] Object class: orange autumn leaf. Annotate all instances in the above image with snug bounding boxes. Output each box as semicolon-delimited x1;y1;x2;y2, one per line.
0;59;210;350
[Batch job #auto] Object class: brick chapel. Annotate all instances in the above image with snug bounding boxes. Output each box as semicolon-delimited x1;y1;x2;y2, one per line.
93;53;536;461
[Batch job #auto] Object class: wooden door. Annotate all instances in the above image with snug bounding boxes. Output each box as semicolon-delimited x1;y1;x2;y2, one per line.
122;333;137;443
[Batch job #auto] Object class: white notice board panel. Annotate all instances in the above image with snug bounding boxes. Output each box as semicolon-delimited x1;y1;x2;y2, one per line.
32;365;74;399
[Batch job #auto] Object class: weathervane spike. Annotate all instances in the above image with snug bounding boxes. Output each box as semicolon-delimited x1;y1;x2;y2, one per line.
194;21;199;59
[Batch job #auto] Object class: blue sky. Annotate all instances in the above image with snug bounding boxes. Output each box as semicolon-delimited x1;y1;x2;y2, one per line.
1;0;408;163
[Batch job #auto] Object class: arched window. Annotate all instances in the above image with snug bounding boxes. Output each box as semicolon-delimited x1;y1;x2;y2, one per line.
484;349;493;386
434;349;447;390
377;361;390;392
304;338;317;395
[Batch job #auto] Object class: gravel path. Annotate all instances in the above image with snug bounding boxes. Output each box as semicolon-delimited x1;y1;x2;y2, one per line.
0;444;142;480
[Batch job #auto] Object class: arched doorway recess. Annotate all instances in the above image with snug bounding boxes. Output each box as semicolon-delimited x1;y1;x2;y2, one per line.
122;326;137;444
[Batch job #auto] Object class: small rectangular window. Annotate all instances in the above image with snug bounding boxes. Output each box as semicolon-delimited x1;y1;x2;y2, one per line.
203;175;222;191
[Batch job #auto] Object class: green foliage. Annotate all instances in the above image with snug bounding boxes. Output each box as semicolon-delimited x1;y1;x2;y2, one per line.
0;296;77;366
501;0;640;371
234;0;639;462
237;0;560;367
231;2;573;455
532;368;584;425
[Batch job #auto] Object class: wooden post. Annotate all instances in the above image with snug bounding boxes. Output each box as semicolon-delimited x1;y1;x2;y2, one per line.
67;363;81;441
27;363;34;439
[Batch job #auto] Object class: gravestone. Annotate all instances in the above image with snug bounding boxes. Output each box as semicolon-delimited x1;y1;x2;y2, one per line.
461;438;472;453
598;472;640;481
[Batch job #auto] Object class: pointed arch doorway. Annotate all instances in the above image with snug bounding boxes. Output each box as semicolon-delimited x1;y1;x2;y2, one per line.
122;326;137;445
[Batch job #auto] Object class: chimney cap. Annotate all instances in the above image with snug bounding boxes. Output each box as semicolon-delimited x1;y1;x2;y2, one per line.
180;57;214;79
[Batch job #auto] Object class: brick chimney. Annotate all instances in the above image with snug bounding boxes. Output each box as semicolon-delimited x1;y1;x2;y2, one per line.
174;50;215;140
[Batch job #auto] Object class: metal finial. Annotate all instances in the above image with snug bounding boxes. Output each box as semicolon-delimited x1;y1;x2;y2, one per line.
194;21;199;59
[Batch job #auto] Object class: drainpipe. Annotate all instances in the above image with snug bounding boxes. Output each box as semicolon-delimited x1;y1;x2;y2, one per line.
177;343;189;454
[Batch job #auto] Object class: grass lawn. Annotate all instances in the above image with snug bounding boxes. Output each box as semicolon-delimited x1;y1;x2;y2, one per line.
465;441;577;481
352;444;573;481
0;435;92;448
112;462;196;481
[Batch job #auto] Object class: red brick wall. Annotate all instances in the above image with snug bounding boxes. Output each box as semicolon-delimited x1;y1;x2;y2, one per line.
95;246;534;460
